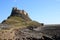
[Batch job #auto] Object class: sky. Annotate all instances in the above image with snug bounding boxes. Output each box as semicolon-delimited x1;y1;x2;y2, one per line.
0;0;60;24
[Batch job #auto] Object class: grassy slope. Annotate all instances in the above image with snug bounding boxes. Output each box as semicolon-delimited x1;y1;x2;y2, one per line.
2;16;42;29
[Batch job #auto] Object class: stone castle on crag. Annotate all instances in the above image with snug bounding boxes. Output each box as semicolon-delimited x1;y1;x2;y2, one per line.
0;7;60;40
0;7;43;40
10;7;31;21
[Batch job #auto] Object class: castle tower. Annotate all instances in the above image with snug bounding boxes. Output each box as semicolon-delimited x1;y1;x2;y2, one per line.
10;7;27;16
10;7;31;21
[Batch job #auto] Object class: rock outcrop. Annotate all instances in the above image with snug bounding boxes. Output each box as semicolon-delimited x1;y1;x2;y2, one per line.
2;7;31;24
0;7;44;40
2;7;43;27
1;7;60;40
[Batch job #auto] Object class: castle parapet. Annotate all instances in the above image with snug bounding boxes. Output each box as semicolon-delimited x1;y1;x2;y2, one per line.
11;7;27;16
10;7;31;21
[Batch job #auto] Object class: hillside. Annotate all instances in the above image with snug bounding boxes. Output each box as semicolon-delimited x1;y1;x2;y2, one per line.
0;7;45;40
1;7;43;29
0;7;60;40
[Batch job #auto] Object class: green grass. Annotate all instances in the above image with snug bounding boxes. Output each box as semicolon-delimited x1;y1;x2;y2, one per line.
2;16;42;29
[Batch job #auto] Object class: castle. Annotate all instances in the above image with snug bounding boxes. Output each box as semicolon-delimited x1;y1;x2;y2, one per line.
11;7;28;16
10;7;31;21
1;7;60;40
0;7;43;40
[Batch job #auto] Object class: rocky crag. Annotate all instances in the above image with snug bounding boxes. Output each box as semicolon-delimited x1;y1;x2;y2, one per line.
0;7;44;40
2;7;43;28
0;7;60;40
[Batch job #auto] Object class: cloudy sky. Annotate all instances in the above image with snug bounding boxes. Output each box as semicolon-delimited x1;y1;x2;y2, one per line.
0;0;60;24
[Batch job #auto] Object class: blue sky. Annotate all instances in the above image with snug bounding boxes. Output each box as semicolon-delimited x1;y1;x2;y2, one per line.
0;0;60;24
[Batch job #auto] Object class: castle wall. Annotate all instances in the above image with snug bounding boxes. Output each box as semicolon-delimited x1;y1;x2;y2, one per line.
11;8;27;17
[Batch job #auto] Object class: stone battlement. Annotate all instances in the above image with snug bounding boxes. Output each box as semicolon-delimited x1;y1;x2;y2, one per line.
9;7;31;21
11;7;28;16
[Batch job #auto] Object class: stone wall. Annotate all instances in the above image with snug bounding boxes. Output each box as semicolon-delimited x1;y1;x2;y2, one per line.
10;7;28;17
9;7;31;21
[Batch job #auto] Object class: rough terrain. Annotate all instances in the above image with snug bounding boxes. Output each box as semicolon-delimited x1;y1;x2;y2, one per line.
0;7;60;40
